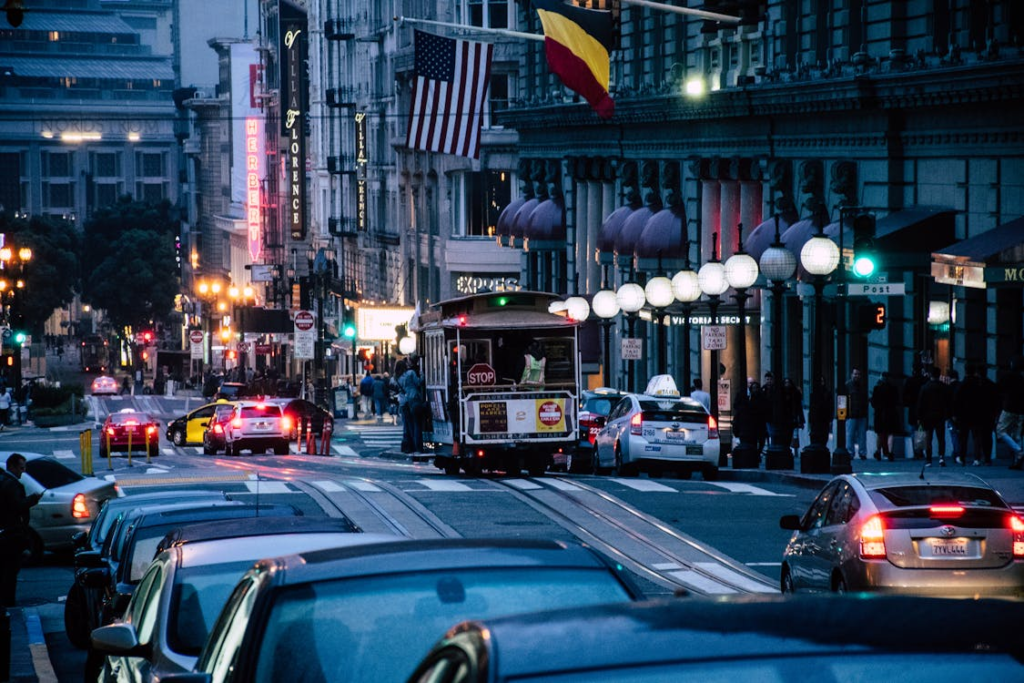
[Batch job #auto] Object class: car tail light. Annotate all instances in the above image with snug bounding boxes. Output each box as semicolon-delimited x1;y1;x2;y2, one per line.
1009;515;1024;558
859;515;886;559
106;427;116;436
630;413;643;435
231;417;242;428
930;505;964;518
708;415;719;439
255;403;266;410
281;416;293;432
71;493;90;519
212;424;223;434
145;425;156;436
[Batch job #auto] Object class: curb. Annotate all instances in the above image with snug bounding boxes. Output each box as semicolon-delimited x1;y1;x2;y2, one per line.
23;608;56;683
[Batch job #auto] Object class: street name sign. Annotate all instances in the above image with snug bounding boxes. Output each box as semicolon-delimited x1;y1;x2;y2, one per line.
702;325;727;351
846;283;906;296
294;310;316;360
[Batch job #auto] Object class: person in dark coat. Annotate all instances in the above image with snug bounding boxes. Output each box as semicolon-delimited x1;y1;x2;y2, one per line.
845;368;869;459
1;453;43;606
953;363;1000;466
870;372;901;461
946;368;962;462
372;374;389;423
916;366;950;465
807;377;832;448
781;377;805;448
731;381;761;448
903;362;928;459
996;356;1024;469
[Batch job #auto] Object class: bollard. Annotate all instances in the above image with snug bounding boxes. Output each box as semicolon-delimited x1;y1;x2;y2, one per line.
80;429;94;476
306;428;317;455
320;422;333;456
146;429;152;464
127;428;133;468
105;429;113;470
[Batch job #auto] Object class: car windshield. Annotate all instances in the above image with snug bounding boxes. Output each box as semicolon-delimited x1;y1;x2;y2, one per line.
525;653;1021;682
636;401;707;422
240;405;282;419
25;457;83;488
169;561;255;656
869;486;1004;509
110;413;152;425
253;568;632;683
584;397;620;416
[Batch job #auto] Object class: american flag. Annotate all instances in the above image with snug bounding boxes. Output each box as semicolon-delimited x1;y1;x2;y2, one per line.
405;31;493;160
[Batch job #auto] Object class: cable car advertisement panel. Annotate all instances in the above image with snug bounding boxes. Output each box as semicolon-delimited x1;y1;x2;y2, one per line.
466;391;572;442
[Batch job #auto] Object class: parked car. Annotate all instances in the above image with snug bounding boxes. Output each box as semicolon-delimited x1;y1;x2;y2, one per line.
166;401;233;446
223;401;292;455
593;375;720;480
264;397;334;441
202;403;239;455
183;538;643;682
99;409;160;457
5;451;118;561
779;472;1024;597
90;375;119;396
407;595;1024;682
92;526;398;683
65;491;231;648
565;387;629;473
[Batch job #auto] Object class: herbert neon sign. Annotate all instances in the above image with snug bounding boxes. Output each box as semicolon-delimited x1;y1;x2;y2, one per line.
245;117;263;261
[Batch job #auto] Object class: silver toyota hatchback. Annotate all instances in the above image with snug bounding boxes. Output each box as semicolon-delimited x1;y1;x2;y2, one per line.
780;472;1024;597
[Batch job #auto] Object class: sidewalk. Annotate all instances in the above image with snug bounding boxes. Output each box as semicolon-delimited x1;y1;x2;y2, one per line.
4;607;54;683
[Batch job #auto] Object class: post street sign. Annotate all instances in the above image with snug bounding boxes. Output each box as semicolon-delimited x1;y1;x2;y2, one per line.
846;283;906;296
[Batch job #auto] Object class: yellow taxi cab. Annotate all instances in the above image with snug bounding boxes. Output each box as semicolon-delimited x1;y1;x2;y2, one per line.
165;400;234;446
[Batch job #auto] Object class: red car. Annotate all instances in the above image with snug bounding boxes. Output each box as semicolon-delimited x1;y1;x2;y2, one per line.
99;409;160;458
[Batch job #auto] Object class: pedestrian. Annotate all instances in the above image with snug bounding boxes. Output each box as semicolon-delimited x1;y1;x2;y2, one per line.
689;378;711;412
870;372;901;461
781;377;805;450
996;355;1024;469
806;376;833;449
750;379;770;454
845;368;869;459
903;362;928;459
953;363;1000;466
399;361;425;454
372;373;388;423
1;453;43;606
120;375;131;396
946;368;962;462
0;386;10;431
916;366;950;465
731;381;760;449
359;370;374;418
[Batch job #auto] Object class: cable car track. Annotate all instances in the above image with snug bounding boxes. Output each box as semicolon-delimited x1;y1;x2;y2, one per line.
489;476;778;596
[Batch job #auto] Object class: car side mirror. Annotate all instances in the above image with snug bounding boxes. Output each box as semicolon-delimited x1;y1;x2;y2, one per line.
595;416;607;427
74;549;105;569
72;531;88;550
80;566;111;588
779;514;803;531
91;623;150;658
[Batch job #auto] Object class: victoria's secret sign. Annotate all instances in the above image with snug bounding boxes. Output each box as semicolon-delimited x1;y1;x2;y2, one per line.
280;3;307;240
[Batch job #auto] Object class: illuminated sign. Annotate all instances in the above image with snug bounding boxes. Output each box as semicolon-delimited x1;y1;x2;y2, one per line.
355;112;367;165
280;4;307;240
245;117;263;261
455;275;520;294
357;178;366;232
355;306;415;341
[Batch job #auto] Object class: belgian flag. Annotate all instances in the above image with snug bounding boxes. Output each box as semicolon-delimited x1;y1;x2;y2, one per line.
534;0;615;119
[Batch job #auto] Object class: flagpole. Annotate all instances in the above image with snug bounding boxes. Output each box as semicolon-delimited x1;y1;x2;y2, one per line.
396;16;545;42
618;0;741;23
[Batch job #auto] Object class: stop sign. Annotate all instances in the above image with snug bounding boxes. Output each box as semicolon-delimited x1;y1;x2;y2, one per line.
294;310;315;331
466;363;496;386
189;330;204;344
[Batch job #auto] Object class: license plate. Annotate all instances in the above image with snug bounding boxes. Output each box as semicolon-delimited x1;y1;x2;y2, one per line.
254;422;269;430
665;430;685;440
686;445;703;455
928;539;968;556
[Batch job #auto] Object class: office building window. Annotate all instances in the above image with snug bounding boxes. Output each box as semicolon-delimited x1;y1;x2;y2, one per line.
464;0;511;29
454;170;513;237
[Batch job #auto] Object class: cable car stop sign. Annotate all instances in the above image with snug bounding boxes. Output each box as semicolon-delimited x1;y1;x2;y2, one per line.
294;310;315;332
466;363;496;386
189;330;204;344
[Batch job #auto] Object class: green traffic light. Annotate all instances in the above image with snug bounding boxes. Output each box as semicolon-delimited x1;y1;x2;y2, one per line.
342;324;356;339
13;332;26;344
496;296;508;306
852;254;876;278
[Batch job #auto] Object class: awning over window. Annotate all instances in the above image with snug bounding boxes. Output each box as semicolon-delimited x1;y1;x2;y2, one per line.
932;215;1024;289
598;205;636;256
616;205;657;265
524;197;565;249
509;197;540;247
496;197;527;246
635;205;687;266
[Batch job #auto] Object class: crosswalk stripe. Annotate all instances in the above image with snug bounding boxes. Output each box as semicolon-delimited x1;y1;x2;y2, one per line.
314;480;345;492
52;450;76;460
347;481;382;492
416;479;473;492
668;570;737;594
694;562;777;593
332;444;359;457
503;478;543;490
161;448;175;455
542;479;582;491
244;481;292;494
706;482;792;497
613;479;676;492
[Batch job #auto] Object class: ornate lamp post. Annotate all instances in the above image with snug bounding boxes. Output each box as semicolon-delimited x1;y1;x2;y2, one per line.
616;282;645;392
0;244;32;390
592;288;619;388
697;233;728;423
800;227;840;474
671;256;701;391
758;214;797;470
644;274;674;375
307;246;337;405
724;225;760;469
564;296;591;323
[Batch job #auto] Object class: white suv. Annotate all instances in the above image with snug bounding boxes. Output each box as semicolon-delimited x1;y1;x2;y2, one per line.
223;401;292;455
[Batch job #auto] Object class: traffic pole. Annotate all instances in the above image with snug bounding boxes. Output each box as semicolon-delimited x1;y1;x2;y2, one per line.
105;430;112;470
127;429;133;468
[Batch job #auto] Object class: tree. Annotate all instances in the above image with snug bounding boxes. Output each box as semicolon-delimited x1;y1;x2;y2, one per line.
0;213;80;335
80;196;180;332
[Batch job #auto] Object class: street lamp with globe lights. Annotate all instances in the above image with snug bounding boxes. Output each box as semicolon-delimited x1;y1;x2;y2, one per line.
592;288;620;388
564;296;590;323
800;226;840;474
644;272;674;376
616;282;645;392
758;214;798;470
671;257;701;391
697;233;729;424
724;225;760;468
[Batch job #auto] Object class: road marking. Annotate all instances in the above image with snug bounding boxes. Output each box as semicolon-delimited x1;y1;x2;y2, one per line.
191;447;203;454
613;479;676;492
747;562;782;567
52;449;76;460
162;448;175;455
652;562;683;570
504;478;543;490
144;467;170;473
347;481;382;492
542;479;582;491
668;570;737;594
416;479;473;492
244;481;291;494
706;482;792;497
694;562;777;593
314;480;345;492
332;444;358;456
25;608;58;683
